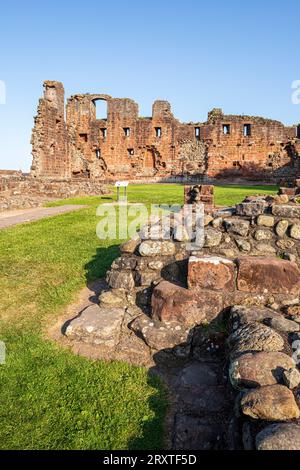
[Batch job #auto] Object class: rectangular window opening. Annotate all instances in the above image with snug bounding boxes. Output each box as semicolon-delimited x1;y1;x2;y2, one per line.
79;133;88;143
244;124;251;137
195;127;201;140
95;149;101;159
223;124;231;135
100;128;107;139
123;127;130;137
155;127;162;138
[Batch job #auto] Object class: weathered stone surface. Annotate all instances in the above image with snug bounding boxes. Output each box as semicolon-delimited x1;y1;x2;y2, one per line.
235;238;251;252
264;316;300;332
151;280;205;327
98;289;126;307
256;423;300;450
229;352;296;389
254;229;272;241
106;270;136;290
290;224;300;240
111;256;137;270
272;204;300;218
219;248;237;258
230;305;282;330
204;215;213;226
120;236;140;254
139;240;176;257
286;305;300;316
173;225;189;242
283;367;300;389
177;362;219;388
237;257;300;294
276;239;295;250
65;305;124;347
236;201;266;217
240;384;300;421
130;313;190;353
148;260;164;270
254;243;276;254
228;322;284;357
138;271;161;286
211;217;223;229
188;256;235;292
193;290;223;322
224;218;250;237
275;220;289;237
203;228;222;247
173;414;223;450
257;215;275;227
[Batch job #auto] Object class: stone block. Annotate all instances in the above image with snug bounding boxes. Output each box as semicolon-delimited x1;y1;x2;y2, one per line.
188;256;235;292
237;257;300;294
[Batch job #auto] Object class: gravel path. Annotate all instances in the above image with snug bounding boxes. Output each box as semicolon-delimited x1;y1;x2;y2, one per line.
0;205;88;229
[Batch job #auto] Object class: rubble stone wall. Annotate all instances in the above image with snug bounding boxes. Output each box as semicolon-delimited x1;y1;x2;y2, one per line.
0;175;108;211
64;191;300;449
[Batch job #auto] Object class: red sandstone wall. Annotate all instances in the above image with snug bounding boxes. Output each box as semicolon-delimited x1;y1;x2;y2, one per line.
30;81;300;183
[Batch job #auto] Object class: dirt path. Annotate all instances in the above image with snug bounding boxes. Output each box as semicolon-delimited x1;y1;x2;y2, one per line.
0;205;88;229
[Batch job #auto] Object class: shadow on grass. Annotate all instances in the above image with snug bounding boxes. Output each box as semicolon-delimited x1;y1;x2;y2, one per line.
82;243;169;449
84;244;120;283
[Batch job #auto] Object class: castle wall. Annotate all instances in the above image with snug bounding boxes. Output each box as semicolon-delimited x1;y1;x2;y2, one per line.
30;81;300;184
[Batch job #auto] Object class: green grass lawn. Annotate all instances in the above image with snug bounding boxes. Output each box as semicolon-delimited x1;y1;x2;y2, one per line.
0;183;277;450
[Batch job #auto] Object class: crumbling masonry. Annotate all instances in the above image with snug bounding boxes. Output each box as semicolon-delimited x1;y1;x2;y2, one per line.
31;80;300;183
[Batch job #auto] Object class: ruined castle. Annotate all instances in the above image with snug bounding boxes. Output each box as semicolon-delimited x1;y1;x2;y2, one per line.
31;80;300;183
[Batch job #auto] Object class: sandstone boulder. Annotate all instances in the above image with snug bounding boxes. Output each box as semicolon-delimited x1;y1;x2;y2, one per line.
257;215;275;227
241;384;299;421
65;305;124;347
235;201;266;217
290;224;300;240
120;236;140;254
106;270;136;290
237;257;300;294
275;220;289;237
130;313;190;355
151;280;205;327
224;218;250;237
203;228;222;247
282;368;300;389
264;316;300;333
272;204;300;218
139;240;176;257
228;322;284;357
254;229;272;241
256;423;300;450
230;305;282;330
188;256;235;292
229;351;295;390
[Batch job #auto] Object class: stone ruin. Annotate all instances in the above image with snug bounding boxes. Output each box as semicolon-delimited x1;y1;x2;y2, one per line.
1;79;300;211
30;81;300;184
63;185;300;450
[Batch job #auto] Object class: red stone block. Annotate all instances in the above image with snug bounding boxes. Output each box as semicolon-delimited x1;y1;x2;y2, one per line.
151;280;206;327
237;257;300;294
188;256;236;292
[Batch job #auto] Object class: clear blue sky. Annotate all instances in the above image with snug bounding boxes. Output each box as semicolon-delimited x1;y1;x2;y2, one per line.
0;0;299;171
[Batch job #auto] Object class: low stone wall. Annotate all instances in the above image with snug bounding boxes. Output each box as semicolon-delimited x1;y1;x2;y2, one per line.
63;191;300;449
0;174;109;211
227;305;300;450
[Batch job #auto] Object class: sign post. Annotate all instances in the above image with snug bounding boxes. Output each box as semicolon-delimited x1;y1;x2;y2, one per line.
115;181;129;203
